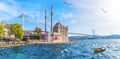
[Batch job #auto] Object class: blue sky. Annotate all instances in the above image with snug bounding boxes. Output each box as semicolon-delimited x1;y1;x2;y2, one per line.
0;0;120;35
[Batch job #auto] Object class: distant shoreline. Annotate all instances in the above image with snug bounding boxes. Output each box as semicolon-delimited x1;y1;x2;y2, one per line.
69;38;120;40
69;35;120;40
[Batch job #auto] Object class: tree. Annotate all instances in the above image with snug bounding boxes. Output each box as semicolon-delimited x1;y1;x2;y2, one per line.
0;24;5;39
10;23;24;40
0;21;11;36
35;27;42;39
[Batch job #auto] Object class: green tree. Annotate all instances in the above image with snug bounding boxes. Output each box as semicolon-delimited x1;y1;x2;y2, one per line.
0;24;5;39
10;23;24;40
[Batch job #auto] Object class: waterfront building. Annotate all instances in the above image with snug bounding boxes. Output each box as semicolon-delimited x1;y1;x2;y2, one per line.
2;24;9;38
41;5;69;43
53;21;68;42
9;33;15;40
4;28;8;37
45;21;68;42
24;30;32;36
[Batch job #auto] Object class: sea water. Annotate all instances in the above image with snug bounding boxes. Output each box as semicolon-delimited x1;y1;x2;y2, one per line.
0;39;120;59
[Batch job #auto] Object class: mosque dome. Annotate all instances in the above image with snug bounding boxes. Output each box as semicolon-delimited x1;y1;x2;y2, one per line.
54;21;65;28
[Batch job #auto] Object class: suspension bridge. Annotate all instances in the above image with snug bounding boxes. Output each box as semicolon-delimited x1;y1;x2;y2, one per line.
9;13;97;37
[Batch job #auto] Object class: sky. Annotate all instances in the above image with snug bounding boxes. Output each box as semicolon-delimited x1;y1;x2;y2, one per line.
0;0;120;35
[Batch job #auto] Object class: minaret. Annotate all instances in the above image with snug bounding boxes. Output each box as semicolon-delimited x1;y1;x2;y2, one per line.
45;10;47;33
50;5;53;32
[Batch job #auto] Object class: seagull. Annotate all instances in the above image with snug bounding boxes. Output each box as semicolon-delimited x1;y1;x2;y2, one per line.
63;0;71;6
64;2;71;5
101;8;107;13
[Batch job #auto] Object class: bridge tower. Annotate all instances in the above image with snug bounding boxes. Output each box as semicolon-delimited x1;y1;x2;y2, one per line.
92;29;95;39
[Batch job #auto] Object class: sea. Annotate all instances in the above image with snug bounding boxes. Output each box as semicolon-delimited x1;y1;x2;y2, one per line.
0;39;120;59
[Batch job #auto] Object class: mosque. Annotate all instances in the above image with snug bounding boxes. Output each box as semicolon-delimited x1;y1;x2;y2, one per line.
43;6;69;42
45;21;69;42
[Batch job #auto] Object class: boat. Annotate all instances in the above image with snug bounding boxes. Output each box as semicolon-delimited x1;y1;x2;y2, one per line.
94;47;106;54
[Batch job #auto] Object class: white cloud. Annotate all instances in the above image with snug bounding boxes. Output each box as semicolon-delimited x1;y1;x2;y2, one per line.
0;0;42;23
0;1;20;22
0;2;19;15
66;0;120;35
70;20;77;24
61;12;73;20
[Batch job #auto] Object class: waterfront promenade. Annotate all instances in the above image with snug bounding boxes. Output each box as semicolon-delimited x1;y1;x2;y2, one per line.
0;40;71;49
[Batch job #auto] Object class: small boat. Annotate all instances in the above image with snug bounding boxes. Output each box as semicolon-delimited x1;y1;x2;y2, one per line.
94;47;106;54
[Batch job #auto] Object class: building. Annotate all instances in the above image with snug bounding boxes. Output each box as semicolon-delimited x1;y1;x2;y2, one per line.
46;21;68;42
23;30;33;36
2;24;9;38
4;28;9;37
41;5;69;43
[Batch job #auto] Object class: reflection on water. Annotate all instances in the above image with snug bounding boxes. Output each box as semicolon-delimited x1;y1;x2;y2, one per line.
0;39;120;59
